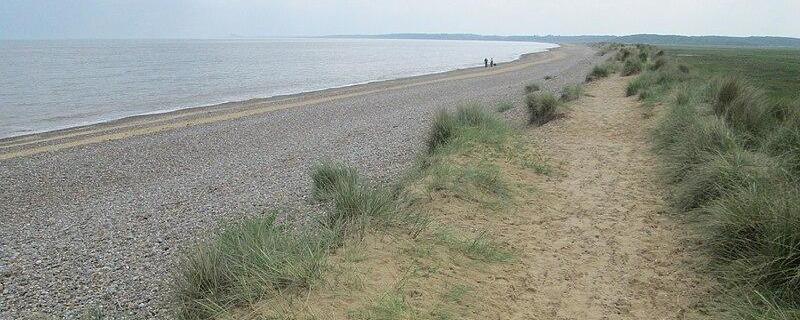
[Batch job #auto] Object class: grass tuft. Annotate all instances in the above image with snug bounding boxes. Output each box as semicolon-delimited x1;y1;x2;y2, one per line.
559;84;584;102
586;64;612;82
174;214;331;320
311;162;394;227
496;102;514;113
524;83;541;94
712;77;776;141
525;92;560;126
622;59;643;76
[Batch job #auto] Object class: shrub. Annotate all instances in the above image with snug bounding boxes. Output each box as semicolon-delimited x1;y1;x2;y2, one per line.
524;83;541;94
560;85;583;102
621;59;643;76
175;214;331;320
586;64;611;82
678;64;690;73
525;93;560;125
712;77;777;140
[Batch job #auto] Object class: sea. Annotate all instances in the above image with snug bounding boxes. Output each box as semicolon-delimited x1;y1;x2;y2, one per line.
0;38;557;138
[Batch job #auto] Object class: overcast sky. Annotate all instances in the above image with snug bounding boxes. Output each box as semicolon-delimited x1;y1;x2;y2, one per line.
2;0;799;39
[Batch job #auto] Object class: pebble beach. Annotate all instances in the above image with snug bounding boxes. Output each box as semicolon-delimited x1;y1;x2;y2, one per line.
0;44;602;318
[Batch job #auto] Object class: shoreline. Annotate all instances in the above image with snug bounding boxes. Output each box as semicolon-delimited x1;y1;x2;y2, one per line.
0;44;601;318
0;45;568;159
0;45;558;147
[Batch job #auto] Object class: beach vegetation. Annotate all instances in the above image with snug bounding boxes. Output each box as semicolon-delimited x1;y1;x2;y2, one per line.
525;92;560;125
496;102;514;113
174;214;332;320
633;45;800;317
524;83;541;94
622;58;643;76
559;84;584;102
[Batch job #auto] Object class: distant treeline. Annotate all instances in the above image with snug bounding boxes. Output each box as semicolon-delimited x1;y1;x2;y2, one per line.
322;33;800;48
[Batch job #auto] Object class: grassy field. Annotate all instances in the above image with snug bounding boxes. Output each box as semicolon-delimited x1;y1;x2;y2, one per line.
665;46;800;101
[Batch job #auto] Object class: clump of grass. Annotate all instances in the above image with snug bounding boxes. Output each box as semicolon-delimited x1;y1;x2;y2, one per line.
762;103;800;174
652;97;743;181
671;148;781;211
586;64;612;82
650;57;667;71
638;50;649;62
311;162;394;227
712;77;776;140
622;59;643;76
424;106;508;155
615;48;632;61
426;110;459;154
525;92;560;125
559;84;584;102
435;229;511;262
350;291;414;319
496;102;514;113
311;161;360;200
174;214;331;320
524;83;541;94
705;182;800;305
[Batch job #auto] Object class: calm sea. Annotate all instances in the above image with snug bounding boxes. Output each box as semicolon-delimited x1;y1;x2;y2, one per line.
0;38;556;138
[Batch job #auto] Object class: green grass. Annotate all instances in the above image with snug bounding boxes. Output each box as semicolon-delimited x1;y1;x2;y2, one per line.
586;63;613;82
311;162;395;228
174;214;332;320
559;85;583;102
495;102;514;113
666;46;800;102
425;106;507;155
434;229;512;263
525;92;560;125
621;58;643;76
349;291;414;320
524;83;541;94
633;44;800;318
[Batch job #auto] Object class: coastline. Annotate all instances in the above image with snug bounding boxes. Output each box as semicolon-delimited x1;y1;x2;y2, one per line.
0;44;601;318
0;45;566;159
0;44;558;147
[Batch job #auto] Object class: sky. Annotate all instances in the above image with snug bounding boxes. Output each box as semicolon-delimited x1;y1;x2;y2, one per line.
2;0;799;39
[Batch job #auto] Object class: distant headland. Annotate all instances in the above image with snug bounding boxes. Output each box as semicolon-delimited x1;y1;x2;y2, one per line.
322;33;800;48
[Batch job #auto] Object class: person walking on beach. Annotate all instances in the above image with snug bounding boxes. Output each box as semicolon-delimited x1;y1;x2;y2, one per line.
484;58;489;68
490;58;494;67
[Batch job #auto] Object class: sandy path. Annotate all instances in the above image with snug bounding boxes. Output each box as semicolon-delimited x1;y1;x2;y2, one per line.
510;75;711;318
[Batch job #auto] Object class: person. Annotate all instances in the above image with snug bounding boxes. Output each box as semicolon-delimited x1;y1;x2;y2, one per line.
484;58;488;68
490;58;494;67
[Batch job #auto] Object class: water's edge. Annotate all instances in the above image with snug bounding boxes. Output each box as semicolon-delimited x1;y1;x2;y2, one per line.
0;45;559;144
